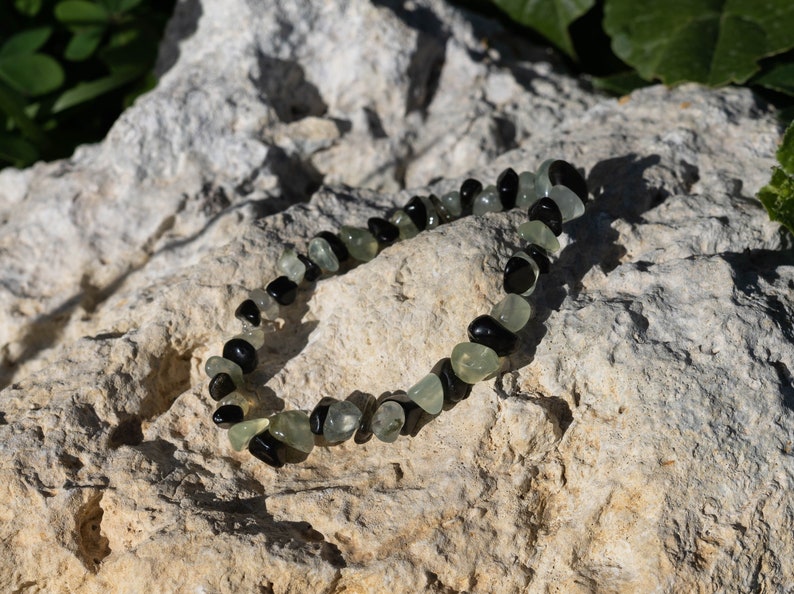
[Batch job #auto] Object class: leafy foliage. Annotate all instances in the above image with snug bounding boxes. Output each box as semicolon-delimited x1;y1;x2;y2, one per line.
757;122;794;235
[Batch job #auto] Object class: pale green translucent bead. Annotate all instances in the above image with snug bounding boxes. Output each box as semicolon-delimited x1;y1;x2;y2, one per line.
515;171;537;209
534;159;555;199
269;410;314;453
371;401;405;443
308;237;340;272
235;326;266;349
339;225;378;262
390;209;419;240
440;190;462;217
228;418;270;451
451;342;501;384
549;185;585;222
472;185;502;216
218;391;251;415
407;373;444;415
204;356;243;385
323;400;363;442
491;293;533;332
249;288;280;320
512;251;541;297
277;248;306;284
517;220;560;253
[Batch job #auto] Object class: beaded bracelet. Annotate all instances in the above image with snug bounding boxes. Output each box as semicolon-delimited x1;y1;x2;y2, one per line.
204;159;588;468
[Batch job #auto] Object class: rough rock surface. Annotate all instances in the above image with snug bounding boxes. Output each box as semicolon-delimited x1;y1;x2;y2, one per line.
1;0;792;592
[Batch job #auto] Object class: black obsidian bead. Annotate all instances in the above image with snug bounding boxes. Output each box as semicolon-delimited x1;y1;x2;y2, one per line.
208;372;236;401
297;253;322;282
496;168;519;210
367;217;400;246
222;337;258;374
404;196;428;231
528;197;563;236
467;315;519;356
431;358;472;404
309;396;338;435
548;159;588;203
503;256;537;295
248;430;287;468
267;275;298;306
316;231;349;261
235;299;261;327
381;392;425;436
459;178;482;210
526;244;550;274
213;404;244;428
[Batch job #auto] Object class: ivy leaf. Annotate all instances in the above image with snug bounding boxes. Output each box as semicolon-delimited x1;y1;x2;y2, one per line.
0;53;65;96
489;0;595;58
752;62;794;96
603;0;794;86
757;122;794;235
0;27;53;57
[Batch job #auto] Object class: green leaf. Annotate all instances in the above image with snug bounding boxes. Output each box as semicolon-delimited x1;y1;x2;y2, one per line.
0;53;65;96
489;0;595;58
14;0;42;17
603;0;794;86
591;71;652;95
64;30;104;61
51;69;140;113
99;33;156;74
0;81;50;150
757;122;794;235
54;1;110;27
0;132;39;166
97;0;142;12
777;121;794;176
0;27;53;57
752;62;794;96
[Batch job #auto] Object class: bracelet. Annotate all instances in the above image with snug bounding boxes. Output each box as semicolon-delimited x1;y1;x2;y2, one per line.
203;159;588;468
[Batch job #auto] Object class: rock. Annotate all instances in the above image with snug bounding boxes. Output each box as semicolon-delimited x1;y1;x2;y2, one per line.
0;0;792;592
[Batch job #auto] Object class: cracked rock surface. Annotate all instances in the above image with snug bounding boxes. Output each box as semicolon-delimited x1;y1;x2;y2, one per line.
1;0;792;592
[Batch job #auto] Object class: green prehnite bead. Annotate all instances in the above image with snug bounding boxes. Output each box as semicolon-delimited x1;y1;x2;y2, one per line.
515;171;537;209
249;288;280;320
472;185;502;216
517;220;560;253
549;185;585;222
218;391;251;415
228;418;270;451
490;293;533;332
277;248;307;284
323;400;363;442
534;159;555;199
390;209;419;240
440;191;462;217
205;356;243;385
269;410;314;453
407;373;444;415
371;401;405;443
308;237;340;272
419;196;441;229
339;225;378;262
451;342;501;384
234;326;267;349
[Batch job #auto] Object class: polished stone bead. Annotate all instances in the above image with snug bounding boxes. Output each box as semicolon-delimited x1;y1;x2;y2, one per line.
382;392;425;436
472;185;502;216
309;396;338;434
316;231;349;262
420;196;441;229
218;391;251;415
490;293;533;332
235;299;261;327
440;190;462;217
277;248;306;284
308;236;340;272
503;254;538;296
526;244;550;273
248;430;287;468
389;209;419;240
404;196;428;230
534;158;555;198
459;178;482;210
497;168;519;210
323;400;363;442
549;185;585;222
353;393;379;444
429;194;453;224
249;288;280;320
339;225;378;262
367;217;400;246
467;315;519;356
297;253;322;282
267;275;298;306
223;337;258;374
204;356;243;385
228;418;270;452
208;372;236;401
371;400;405;442
234;326;267;349
407;373;444;415
529;197;563;236
548;159;588;203
516;171;537;209
450;342;501;384
213;404;244;428
517;220;560;253
269;410;314;453
431;358;472;403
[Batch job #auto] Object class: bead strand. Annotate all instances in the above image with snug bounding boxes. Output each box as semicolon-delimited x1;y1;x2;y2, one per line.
204;160;588;468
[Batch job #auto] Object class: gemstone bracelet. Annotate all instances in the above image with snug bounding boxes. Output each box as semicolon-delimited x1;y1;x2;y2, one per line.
204;159;588;468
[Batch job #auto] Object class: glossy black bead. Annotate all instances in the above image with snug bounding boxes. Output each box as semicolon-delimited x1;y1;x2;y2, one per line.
213;404;244;428
548;160;588;203
309;396;338;435
381;392;425;436
526;244;550;274
459;178;482;209
316;231;349;261
431;358;472;404
528;197;563;236
208;372;236;402
404;196;428;230
235;299;261;327
248;430;287;468
222;337;258;374
367;217;400;246
467;315;519;356
267;275;298;306
297;253;322;282
496;168;519;210
503;256;536;295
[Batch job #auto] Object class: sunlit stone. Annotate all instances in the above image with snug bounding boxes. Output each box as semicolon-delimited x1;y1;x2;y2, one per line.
490;293;533;332
308;236;340;272
407;373;444;415
323;400;363;442
269;410;314;453
339;225;378;262
549;184;585;222
517;220;560;253
217;391;252;415
450;342;500;384
277;248;306;283
228;418;270;451
204;356;243;386
371;401;405;442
